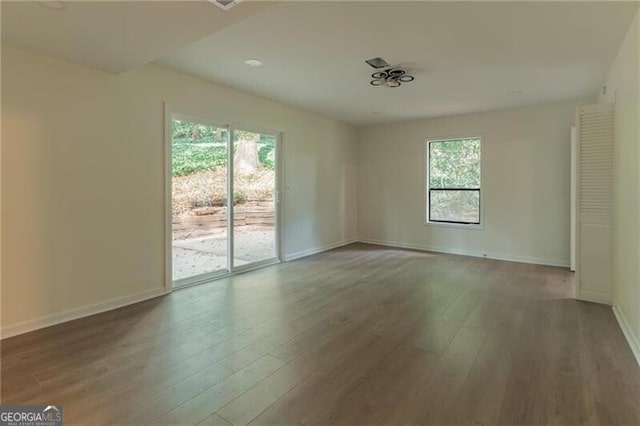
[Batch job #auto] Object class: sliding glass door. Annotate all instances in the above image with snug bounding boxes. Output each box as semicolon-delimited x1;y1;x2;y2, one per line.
171;116;230;285
231;128;278;269
169;112;280;288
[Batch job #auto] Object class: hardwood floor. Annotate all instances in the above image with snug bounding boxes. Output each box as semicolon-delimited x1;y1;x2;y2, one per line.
2;243;640;425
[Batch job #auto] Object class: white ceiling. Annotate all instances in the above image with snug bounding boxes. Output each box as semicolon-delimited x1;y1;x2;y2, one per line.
2;1;637;125
156;1;638;125
1;0;273;73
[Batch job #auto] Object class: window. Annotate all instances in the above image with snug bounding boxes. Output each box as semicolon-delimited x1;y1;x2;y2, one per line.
426;137;481;225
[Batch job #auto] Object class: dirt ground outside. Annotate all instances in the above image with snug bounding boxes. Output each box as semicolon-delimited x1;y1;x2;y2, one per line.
172;168;275;218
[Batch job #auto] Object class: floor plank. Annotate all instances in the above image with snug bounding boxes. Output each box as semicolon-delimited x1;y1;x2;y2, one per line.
2;243;640;425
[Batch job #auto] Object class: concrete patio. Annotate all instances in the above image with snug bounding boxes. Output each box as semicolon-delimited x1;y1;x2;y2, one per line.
172;226;276;281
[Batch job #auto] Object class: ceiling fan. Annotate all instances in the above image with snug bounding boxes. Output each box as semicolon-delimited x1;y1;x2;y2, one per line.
365;57;415;88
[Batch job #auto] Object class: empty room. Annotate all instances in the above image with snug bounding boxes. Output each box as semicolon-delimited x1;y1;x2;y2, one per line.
1;0;640;424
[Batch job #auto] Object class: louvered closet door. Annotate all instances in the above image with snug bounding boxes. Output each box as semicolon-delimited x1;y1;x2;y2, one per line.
576;103;614;304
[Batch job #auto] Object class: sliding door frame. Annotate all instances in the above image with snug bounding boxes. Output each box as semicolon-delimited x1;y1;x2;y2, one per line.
164;104;283;292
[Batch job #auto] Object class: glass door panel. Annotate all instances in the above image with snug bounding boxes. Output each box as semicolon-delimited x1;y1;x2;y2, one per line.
171;117;229;285
231;129;278;268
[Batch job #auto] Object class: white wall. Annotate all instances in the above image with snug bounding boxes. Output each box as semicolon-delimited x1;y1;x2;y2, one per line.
358;98;592;266
600;11;640;364
1;45;358;335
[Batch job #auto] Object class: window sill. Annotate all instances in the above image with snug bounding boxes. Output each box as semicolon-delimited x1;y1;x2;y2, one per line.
424;221;484;230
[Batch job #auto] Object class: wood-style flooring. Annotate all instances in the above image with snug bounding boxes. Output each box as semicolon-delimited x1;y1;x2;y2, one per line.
2;243;640;425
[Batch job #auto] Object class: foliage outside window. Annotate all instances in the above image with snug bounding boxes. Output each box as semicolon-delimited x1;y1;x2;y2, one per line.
171;119;276;177
427;137;481;225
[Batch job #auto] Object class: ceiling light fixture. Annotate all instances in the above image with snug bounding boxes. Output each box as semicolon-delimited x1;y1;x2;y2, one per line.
37;0;66;11
370;68;414;88
244;59;263;68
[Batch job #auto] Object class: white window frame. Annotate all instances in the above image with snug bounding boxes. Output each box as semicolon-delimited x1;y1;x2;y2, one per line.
424;135;484;230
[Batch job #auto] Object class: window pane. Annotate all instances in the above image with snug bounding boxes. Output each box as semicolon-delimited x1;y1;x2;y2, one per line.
429;139;481;188
430;190;480;223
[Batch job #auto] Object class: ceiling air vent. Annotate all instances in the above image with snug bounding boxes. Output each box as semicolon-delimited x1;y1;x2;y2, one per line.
365;57;390;69
208;0;242;11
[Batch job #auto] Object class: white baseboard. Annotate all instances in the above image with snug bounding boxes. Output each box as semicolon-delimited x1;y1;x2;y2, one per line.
284;239;358;262
1;287;166;339
577;289;612;305
613;303;640;367
357;238;570;268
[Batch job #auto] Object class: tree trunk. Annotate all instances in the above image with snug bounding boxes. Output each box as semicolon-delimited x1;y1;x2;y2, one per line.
191;124;200;140
234;133;259;176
